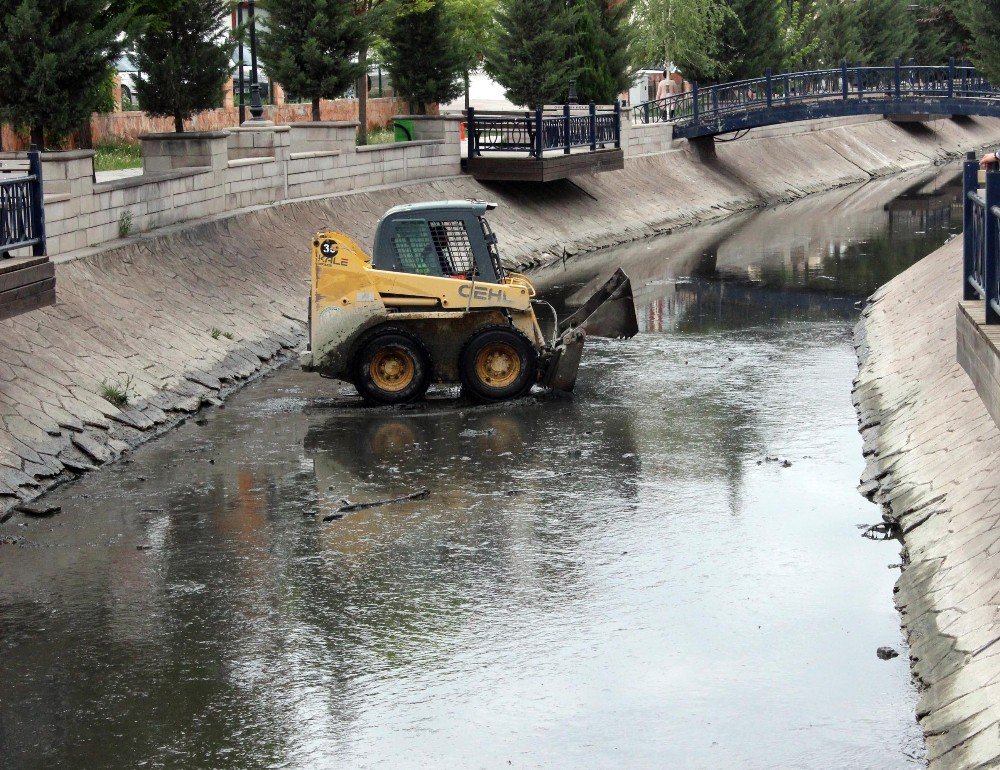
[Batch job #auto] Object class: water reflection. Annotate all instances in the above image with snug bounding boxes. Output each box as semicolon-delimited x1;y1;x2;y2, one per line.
537;165;962;333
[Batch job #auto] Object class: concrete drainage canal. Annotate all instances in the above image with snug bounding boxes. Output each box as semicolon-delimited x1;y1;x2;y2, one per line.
0;165;963;767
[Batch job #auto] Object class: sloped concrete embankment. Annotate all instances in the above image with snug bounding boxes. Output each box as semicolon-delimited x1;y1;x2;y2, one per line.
855;238;1000;769
4;115;1000;516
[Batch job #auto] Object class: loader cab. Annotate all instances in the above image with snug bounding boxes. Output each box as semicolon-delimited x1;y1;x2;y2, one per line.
371;200;505;283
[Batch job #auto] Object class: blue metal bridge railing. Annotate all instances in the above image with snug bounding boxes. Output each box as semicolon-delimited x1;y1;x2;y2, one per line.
0;147;46;258
467;102;621;158
963;154;1000;323
635;60;1000;138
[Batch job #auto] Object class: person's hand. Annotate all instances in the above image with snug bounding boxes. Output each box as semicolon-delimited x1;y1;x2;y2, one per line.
981;152;999;169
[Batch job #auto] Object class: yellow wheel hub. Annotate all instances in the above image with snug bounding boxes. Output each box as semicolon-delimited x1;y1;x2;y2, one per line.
475;342;521;388
370;347;415;392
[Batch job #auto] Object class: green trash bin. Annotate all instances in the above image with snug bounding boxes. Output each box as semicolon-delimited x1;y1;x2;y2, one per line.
394;119;414;142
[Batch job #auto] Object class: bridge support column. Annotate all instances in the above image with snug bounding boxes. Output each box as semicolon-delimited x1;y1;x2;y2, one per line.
689;135;716;162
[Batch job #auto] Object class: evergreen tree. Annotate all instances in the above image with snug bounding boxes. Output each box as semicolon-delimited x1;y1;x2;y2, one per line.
967;0;1000;82
486;0;576;107
382;0;464;113
570;0;635;103
132;0;233;133
0;0;124;148
857;0;918;64
259;0;366;121
813;0;862;67
716;0;783;81
912;0;970;62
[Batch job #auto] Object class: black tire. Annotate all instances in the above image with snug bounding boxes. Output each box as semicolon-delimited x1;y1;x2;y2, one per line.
352;328;431;405
459;325;538;402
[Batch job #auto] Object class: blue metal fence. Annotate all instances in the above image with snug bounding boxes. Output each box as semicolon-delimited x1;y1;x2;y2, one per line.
963;154;1000;323
467;102;621;158
635;60;1000;138
0;147;46;258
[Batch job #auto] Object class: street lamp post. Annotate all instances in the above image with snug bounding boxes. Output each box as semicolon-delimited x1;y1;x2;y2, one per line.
247;0;264;122
237;2;246;124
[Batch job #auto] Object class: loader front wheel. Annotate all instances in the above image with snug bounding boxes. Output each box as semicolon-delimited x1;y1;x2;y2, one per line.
353;329;431;405
460;326;538;402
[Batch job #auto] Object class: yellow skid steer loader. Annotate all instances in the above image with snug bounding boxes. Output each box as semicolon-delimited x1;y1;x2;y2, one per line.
299;200;638;404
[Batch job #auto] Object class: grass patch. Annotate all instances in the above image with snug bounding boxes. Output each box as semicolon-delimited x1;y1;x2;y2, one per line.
94;141;142;172
100;375;134;408
210;328;234;340
118;209;132;238
357;126;396;146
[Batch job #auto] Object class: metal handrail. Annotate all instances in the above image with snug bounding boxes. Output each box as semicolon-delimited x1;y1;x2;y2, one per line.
0;147;46;258
633;60;1000;131
467;102;621;158
963;155;1000;322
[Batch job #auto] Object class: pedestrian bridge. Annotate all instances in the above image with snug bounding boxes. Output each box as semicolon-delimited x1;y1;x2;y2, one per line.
635;62;1000;139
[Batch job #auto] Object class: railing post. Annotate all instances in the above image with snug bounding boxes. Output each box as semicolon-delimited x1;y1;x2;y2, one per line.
765;68;772;109
588;101;596;151
467;107;476;158
563;104;571;154
987;171;1000;323
692;82;700;124
534;106;543;158
27;145;46;257
644;100;650;124
784;74;790;106
948;57;955;98
841;60;849;100
964;153;980;301
613;99;621;149
855;63;864;99
894;59;901;99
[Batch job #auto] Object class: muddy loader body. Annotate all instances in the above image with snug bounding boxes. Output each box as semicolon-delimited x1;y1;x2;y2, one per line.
300;200;637;404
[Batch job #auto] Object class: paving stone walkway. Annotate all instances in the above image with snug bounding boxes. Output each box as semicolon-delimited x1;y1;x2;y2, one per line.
856;238;1000;769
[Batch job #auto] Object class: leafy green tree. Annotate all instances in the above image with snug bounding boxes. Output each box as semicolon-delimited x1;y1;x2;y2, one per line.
857;0;918;63
570;0;635;103
779;0;820;71
631;0;732;83
382;0;465;113
132;0;233;133
716;0;782;80
447;0;498;109
0;0;125;148
813;0;862;67
966;0;1000;82
259;0;366;121
486;0;576;107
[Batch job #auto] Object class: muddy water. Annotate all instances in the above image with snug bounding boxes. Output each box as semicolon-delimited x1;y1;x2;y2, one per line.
0;167;961;769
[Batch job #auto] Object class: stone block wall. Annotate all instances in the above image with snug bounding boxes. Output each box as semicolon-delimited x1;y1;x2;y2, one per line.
10;116;463;259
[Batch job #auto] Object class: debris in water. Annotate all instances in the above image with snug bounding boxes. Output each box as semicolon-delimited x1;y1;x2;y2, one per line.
323;489;430;522
877;646;899;660
862;522;899;540
18;502;61;518
136;544;153;551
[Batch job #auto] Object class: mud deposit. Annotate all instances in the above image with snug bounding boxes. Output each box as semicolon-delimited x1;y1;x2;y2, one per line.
0;167;962;768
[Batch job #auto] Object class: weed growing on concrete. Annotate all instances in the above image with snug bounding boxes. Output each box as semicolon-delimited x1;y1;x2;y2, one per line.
210;328;222;339
222;331;234;340
99;375;135;408
118;210;133;238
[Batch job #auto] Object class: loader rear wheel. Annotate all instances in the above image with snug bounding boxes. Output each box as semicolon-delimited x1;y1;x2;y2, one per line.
353;329;431;405
460;326;538;402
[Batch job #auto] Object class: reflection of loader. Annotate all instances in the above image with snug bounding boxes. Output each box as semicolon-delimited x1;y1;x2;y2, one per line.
300;201;638;404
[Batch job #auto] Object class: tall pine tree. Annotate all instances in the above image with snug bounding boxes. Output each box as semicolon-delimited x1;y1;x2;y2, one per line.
570;0;635;104
0;0;124;148
382;0;465;114
813;0;862;67
259;0;366;121
967;0;1000;82
132;0;232;133
857;0;918;64
716;0;782;81
486;0;576;107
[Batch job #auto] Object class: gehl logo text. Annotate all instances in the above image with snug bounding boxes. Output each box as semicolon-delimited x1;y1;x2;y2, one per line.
457;284;514;305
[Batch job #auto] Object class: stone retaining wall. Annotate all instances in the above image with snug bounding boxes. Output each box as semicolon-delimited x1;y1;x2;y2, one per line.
855;238;1000;769
4;115;1000;522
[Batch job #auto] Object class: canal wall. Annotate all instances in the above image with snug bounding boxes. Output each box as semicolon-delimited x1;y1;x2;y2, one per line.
855;237;1000;769
4;115;1000;517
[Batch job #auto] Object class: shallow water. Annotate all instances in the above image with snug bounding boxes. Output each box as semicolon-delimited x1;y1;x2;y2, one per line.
0;166;962;768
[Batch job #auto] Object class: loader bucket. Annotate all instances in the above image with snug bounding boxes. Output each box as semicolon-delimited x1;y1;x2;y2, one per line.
543;268;639;393
558;268;639;339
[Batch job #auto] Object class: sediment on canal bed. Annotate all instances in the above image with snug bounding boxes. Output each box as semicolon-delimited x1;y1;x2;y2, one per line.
854;237;1000;769
3;115;1000;517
